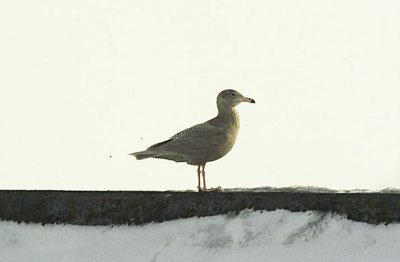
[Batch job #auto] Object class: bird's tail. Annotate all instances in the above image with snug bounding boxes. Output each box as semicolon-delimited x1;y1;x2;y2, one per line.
130;138;173;160
129;150;158;160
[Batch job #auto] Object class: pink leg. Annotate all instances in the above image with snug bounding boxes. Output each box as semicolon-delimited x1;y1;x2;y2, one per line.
197;165;201;190
197;164;222;192
202;164;206;190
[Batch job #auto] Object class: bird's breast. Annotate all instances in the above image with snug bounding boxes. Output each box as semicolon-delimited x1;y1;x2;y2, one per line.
215;118;239;157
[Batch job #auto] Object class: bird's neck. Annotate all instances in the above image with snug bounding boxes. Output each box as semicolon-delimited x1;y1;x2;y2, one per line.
217;106;239;127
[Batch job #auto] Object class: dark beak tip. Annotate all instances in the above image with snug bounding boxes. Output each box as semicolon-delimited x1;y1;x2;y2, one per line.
250;99;255;104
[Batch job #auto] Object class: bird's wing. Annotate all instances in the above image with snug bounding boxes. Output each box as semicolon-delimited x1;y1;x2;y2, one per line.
150;121;225;158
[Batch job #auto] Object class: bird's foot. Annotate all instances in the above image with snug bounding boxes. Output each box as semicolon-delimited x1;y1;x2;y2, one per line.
198;186;222;193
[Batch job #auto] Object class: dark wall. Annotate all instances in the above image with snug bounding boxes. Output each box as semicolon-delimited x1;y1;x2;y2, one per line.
0;190;399;225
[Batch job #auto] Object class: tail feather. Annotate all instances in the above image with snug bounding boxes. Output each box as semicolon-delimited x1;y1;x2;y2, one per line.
130;138;173;160
130;150;188;162
129;150;158;160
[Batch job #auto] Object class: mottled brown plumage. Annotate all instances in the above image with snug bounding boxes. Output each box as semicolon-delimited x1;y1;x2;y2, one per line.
130;89;255;192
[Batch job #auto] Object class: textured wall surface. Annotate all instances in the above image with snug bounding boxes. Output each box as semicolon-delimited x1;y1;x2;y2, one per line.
0;190;399;225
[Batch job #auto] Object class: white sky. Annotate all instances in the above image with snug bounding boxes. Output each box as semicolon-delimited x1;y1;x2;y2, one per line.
1;0;400;191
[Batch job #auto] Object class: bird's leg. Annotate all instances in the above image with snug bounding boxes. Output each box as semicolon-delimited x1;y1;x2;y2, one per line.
202;164;207;191
197;165;201;190
198;164;222;192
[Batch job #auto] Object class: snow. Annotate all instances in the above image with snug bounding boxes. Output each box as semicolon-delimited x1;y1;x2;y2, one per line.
1;210;400;262
223;186;400;193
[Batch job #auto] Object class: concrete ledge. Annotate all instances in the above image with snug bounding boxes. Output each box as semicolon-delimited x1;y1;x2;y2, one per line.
0;190;399;225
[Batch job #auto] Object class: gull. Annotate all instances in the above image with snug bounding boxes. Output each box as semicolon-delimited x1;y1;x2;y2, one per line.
130;89;255;192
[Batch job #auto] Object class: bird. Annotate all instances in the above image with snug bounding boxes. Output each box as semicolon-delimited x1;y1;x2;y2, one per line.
130;89;255;192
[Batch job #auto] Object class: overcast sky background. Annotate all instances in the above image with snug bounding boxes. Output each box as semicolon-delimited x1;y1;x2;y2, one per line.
1;0;400;191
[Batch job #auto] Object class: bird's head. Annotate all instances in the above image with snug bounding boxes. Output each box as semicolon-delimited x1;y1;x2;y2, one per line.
217;89;255;108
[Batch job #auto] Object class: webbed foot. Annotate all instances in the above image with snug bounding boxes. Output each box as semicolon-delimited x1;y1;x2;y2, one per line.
198;186;222;192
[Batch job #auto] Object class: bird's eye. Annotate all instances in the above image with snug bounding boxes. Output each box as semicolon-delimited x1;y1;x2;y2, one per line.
231;93;236;96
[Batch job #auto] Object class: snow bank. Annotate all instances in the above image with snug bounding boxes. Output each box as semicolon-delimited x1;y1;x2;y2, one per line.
1;210;399;262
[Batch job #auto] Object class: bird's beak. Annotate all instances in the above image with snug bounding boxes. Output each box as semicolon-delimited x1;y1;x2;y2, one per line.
243;97;256;103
